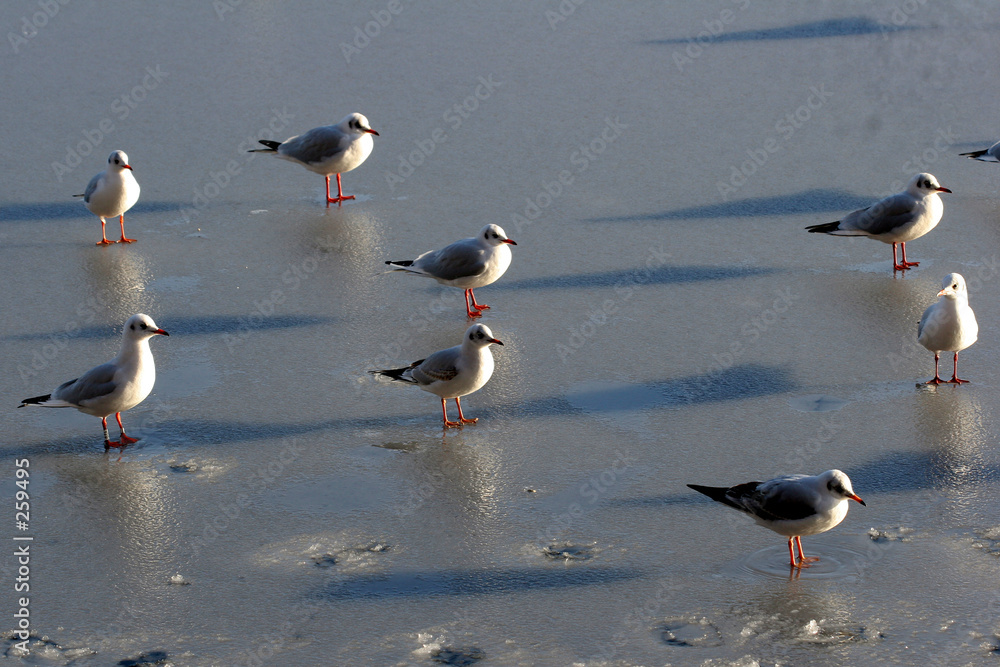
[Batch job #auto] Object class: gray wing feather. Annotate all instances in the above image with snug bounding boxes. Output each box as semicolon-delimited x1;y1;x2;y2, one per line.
279;126;349;165
82;172;103;202
843;193;918;235
739;475;818;521
410;346;460;384
52;363;118;405
415;240;488;281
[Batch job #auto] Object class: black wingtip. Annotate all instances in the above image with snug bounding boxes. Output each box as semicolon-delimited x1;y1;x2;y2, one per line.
19;393;51;408
959;150;988;159
386;259;414;267
804;221;841;233
248;139;282;153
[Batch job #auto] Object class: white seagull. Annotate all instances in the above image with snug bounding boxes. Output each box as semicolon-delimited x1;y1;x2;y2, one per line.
75;150;141;245
805;173;951;272
369;324;503;428
688;470;865;568
250;112;378;205
19;314;169;448
918;272;978;384
959;140;1000;162
385;224;517;318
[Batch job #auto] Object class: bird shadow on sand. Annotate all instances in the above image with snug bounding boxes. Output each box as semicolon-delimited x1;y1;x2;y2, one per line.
495;265;779;292
0;201;179;222
313;565;645;601
586;189;875;224
5;314;335;341
644;16;915;46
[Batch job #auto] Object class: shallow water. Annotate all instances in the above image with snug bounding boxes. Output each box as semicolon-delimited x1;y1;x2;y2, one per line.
3;1;1000;665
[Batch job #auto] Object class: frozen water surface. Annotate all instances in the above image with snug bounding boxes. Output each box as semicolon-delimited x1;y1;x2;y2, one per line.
2;0;1000;664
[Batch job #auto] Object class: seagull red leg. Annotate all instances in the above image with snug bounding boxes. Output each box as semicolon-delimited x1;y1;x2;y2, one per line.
326;173;356;205
787;538;797;568
116;412;140;444
795;536;819;565
454;397;478;425
900;242;919;268
891;243;907;272
464;289;483;318
441;398;461;428
925;352;945;385
96;218;114;246
468;288;490;312
117;214;136;244
101;416;116;448
947;351;970;384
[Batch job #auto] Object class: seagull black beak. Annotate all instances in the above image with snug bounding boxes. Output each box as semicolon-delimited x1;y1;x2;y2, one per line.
937;186;952;193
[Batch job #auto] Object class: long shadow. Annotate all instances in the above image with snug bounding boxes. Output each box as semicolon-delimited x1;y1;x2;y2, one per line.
495;265;779;291
5;314;335;341
315;566;645;601
588;189;874;223
9;364;794;454
555;363;795;414
844;450;1000;495
645;17;913;46
0;201;179;222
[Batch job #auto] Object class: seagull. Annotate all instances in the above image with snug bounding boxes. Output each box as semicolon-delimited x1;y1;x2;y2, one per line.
805;173;951;272
385;224;517;318
250;112;378;205
918;272;978;384
74;150;141;245
369;323;503;428
959;140;1000;162
19;314;169;449
688;470;865;568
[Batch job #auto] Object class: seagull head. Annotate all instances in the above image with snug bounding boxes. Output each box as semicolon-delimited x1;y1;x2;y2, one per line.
479;224;517;247
341;113;379;137
908;172;950;196
820;470;865;506
109;150;133;171
937;272;968;300
124;313;169;340
464;323;503;348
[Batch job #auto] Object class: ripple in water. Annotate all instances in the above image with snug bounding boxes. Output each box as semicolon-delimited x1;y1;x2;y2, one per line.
729;543;874;580
657;617;723;647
